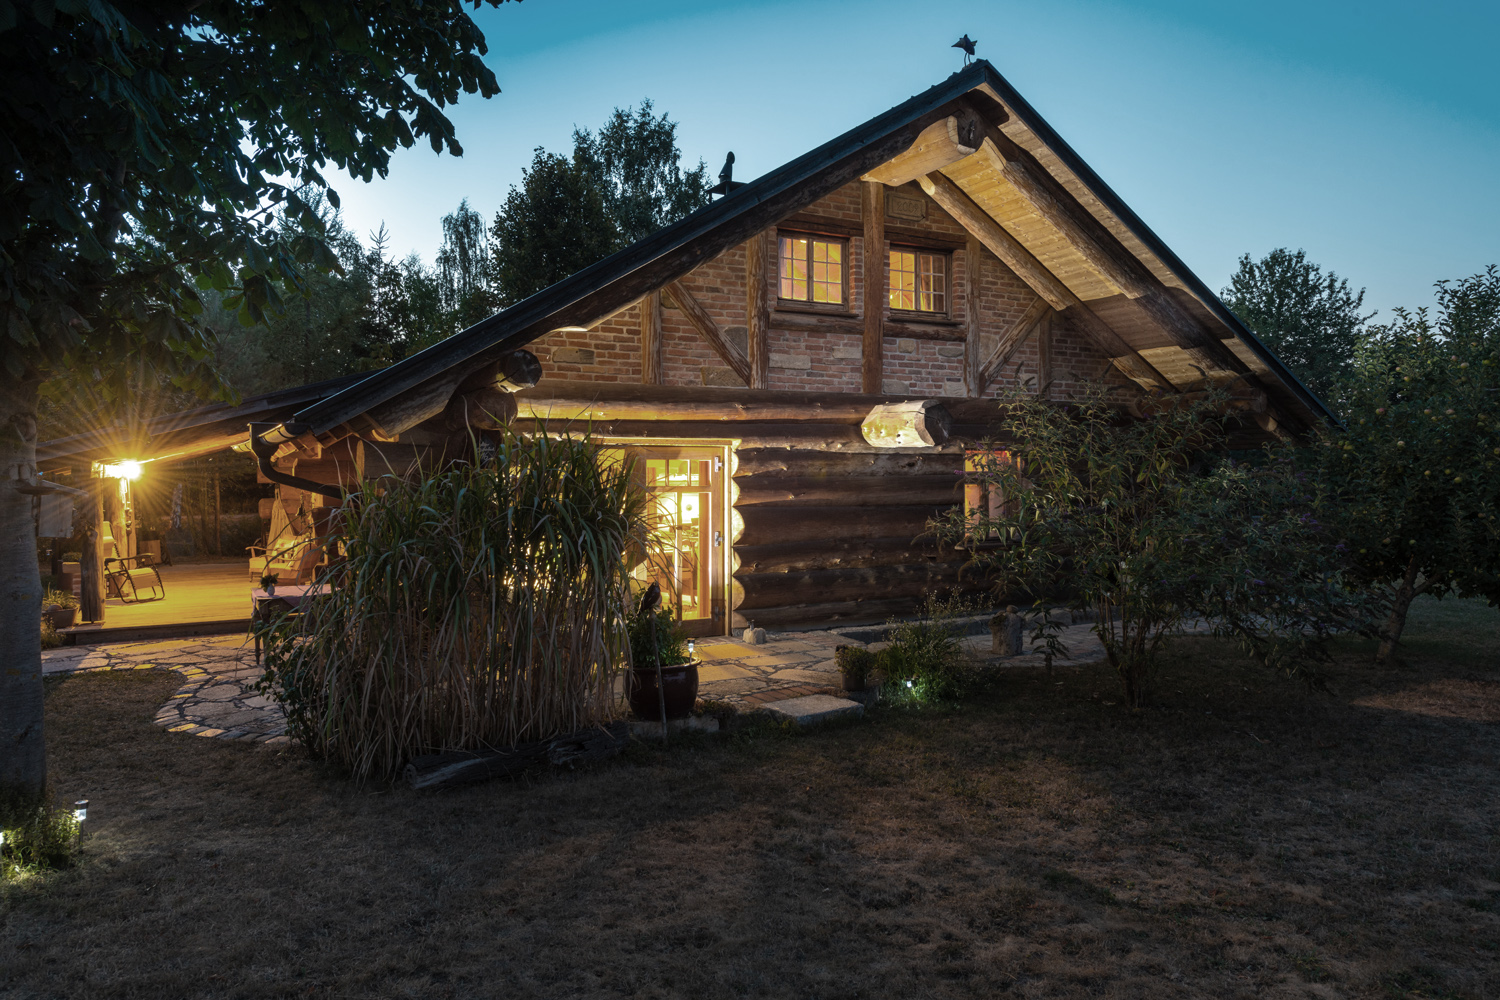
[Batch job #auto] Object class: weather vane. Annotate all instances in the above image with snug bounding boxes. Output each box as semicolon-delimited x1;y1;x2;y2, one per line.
953;34;977;66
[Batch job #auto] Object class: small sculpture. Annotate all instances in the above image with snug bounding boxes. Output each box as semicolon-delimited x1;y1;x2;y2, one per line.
953;34;977;65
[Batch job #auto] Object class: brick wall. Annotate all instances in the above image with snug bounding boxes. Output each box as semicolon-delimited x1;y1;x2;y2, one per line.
525;179;1139;402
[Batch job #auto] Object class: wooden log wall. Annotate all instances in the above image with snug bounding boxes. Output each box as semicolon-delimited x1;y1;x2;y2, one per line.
731;447;979;630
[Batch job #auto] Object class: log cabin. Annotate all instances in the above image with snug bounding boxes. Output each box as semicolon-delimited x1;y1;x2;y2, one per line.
38;60;1333;637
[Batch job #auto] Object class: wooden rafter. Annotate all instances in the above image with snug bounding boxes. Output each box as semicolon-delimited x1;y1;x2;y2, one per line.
664;280;751;385
963;236;983;397
963;138;1250;380
979;295;1052;392
918;172;1175;393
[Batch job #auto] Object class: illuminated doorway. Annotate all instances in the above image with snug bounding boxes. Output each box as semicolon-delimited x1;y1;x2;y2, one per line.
609;443;731;637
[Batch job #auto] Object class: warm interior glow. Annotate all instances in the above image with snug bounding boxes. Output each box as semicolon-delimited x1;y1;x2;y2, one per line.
100;459;144;480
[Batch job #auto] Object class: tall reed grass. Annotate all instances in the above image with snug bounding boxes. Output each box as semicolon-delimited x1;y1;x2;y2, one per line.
258;432;648;782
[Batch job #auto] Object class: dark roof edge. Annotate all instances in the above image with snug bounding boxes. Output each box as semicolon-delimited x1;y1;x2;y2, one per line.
287;64;993;435
970;63;1338;429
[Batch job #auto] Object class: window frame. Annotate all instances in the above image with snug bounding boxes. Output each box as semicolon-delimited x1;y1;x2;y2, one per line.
775;231;850;312
887;245;952;319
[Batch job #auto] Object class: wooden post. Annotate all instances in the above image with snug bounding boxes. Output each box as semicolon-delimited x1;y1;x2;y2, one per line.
213;463;222;555
745;232;769;389
1036;311;1051;397
861;181;886;394
964;237;983;397
640;291;663;385
80;480;103;622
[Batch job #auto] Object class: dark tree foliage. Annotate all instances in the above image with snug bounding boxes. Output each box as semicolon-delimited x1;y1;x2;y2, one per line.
490;102;709;306
1222;249;1373;404
0;0;509;800
489;150;622;306
435;199;498;331
575;99;711;246
1315;267;1500;662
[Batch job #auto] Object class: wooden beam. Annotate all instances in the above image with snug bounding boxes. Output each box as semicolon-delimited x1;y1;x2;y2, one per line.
860;113;981;187
639;291;662;385
745;231;770;389
862;181;886;394
663;280;751;385
771;309;965;342
964;237;983;397
918;172;1176;393
965;139;1250;379
979;295;1052;391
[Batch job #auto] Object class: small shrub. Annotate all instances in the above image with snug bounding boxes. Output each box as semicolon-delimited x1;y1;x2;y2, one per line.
43;588;78;610
835;645;876;687
627;600;691;668
0;795;80;879
878;592;984;702
39;618;61;649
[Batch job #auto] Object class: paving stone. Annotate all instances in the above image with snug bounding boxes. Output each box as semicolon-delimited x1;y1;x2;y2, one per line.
697;662;757;682
768;668;838;684
761;694;864;726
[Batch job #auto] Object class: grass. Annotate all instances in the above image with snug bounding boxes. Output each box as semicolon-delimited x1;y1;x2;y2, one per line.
2;595;1498;998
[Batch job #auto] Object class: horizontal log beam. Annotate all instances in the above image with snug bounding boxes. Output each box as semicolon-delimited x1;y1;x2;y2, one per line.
735;504;949;545
664;280;752;385
514;419;877;449
733;448;965;478
770;309;967;343
735;537;960;575
736;564;970;610
734;472;962;507
861;114;981;187
734;596;953;631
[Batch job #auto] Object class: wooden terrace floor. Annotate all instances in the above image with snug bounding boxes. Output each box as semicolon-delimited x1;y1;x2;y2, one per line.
64;558;253;642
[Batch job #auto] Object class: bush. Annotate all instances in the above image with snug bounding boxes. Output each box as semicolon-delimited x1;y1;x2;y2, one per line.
43;588;78;610
835;645;876;687
39;619;61;650
627;600;691;668
257;432;648;782
877;592;981;702
0;795;79;879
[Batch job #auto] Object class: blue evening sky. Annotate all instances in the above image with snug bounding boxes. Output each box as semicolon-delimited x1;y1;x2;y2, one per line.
332;0;1500;319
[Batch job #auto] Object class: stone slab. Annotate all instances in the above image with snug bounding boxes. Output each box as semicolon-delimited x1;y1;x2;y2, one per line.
761;694;864;726
697;662;757;683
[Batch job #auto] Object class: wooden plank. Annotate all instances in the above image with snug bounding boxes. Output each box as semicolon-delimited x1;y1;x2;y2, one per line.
639;291;662;385
772;310;966;342
862;181;886;394
779;212;966;251
517;382;889;423
964;236;983;397
663;280;752;384
860;114;980;187
745;231;769;389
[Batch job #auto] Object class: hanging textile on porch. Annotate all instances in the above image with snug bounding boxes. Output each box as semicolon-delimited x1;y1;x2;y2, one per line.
36;493;74;538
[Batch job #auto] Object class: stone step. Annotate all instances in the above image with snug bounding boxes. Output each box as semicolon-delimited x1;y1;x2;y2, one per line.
761;694;864;726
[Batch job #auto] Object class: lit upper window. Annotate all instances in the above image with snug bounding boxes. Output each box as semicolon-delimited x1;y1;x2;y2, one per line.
779;235;844;305
889;249;947;313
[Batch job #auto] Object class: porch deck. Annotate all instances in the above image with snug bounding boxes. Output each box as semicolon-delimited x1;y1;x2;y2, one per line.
61;558;253;644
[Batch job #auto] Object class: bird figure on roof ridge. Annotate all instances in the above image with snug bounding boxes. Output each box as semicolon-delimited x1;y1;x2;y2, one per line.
953;34;977;65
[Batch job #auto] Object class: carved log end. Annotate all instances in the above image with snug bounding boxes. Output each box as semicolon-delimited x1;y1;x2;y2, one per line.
860;400;952;449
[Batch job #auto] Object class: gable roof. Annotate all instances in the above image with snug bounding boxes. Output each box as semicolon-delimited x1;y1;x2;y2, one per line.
257;59;1331;447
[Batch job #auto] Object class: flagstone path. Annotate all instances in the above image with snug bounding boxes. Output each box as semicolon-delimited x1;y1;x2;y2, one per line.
40;616;1162;745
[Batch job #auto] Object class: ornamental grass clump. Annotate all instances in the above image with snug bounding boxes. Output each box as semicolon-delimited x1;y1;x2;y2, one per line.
258;432;648;782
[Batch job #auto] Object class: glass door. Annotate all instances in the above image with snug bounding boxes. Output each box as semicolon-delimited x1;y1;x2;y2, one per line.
609;443;729;637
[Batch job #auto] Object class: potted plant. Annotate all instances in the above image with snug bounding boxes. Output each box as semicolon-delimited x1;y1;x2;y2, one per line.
41;589;79;631
835;645;878;693
259;572;278;598
625;595;699;722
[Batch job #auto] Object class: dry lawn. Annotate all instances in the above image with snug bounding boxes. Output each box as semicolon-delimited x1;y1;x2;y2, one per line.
3;596;1498;999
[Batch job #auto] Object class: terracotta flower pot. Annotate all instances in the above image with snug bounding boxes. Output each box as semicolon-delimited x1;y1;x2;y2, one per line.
627;660;701;722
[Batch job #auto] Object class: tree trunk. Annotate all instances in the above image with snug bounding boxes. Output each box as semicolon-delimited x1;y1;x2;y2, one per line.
1376;555;1426;665
213;465;221;556
0;372;46;799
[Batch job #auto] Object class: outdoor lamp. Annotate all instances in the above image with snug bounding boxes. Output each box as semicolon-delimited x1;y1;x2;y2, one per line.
687;639;695;658
99;460;143;480
73;800;88;823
